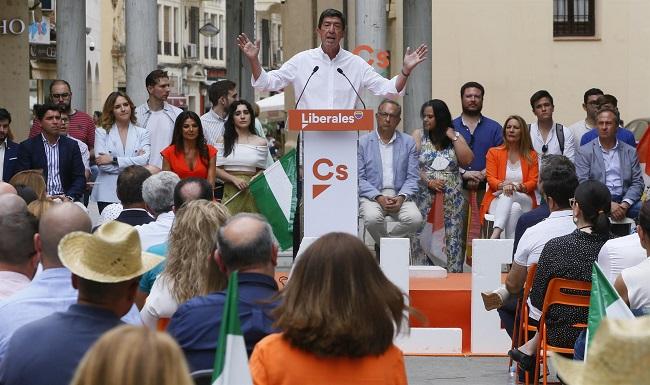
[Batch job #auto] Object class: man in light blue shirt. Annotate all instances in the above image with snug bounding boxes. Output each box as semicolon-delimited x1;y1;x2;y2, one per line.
0;203;140;364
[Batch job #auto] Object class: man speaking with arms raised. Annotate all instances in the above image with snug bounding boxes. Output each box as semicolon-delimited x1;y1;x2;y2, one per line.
237;8;427;109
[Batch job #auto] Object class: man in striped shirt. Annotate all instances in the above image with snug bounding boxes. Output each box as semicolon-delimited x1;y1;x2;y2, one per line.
16;104;85;201
200;80;238;145
29;80;95;159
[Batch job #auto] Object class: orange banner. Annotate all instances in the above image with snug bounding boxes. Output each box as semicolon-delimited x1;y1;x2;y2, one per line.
288;109;374;131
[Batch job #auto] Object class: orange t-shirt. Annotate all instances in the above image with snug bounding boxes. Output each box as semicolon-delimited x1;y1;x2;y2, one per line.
249;333;408;385
160;144;217;180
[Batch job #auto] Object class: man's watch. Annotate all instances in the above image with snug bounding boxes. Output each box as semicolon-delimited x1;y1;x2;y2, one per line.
65;195;74;202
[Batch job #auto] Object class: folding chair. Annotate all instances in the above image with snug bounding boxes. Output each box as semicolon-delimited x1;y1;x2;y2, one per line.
510;264;537;384
533;278;591;385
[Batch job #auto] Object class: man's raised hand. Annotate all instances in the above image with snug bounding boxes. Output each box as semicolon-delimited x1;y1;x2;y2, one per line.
402;43;428;75
237;33;260;60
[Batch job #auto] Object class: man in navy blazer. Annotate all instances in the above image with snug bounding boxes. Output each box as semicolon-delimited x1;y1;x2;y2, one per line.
576;108;644;220
16;104;85;201
358;99;422;250
0;109;18;183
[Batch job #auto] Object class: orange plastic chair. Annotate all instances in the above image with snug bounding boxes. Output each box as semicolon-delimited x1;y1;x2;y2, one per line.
533;278;591;385
510;264;537;384
157;317;171;331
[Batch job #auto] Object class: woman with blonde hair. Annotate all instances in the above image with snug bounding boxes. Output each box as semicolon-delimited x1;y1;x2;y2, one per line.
27;198;58;220
91;91;150;214
70;325;193;385
141;200;230;329
9;169;47;200
250;232;408;384
480;115;538;239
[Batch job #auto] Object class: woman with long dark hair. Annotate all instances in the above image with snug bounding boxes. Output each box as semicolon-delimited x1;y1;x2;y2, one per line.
92;91;150;214
411;99;473;271
216;100;267;214
510;180;612;373
161;111;216;186
250;232;408;384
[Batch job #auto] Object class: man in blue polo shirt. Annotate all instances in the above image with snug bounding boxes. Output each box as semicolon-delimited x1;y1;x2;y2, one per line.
168;213;279;371
580;94;636;147
453;82;503;261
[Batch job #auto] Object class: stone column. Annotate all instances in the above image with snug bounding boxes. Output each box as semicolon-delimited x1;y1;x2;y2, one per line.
0;4;29;140
226;0;254;102
57;0;87;112
355;0;387;111
403;0;432;133
125;0;157;106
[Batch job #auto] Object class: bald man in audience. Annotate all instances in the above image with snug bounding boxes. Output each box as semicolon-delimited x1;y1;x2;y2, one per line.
0;194;26;215
0;182;17;195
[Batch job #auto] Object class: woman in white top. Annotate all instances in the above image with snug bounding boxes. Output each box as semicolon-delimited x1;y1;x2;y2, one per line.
216;100;268;214
92;91;150;214
615;201;650;315
141;200;230;329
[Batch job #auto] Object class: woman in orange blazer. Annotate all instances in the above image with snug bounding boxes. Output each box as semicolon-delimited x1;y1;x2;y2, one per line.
480;115;538;239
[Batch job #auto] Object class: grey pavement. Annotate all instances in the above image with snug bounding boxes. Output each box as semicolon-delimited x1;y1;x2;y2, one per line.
405;356;512;385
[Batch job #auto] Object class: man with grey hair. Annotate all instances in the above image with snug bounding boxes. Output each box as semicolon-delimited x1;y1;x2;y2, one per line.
135;171;180;250
0;203;142;364
0;212;38;299
167;213;279;371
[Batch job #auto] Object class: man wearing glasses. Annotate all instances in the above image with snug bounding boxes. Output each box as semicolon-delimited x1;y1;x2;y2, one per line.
358;99;422;257
29;80;95;160
568;88;604;143
529;90;576;163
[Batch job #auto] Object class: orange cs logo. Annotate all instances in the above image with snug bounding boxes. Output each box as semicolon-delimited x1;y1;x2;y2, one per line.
312;158;348;198
352;45;390;69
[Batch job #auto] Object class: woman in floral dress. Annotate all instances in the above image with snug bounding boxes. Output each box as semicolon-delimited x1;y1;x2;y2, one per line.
411;99;473;271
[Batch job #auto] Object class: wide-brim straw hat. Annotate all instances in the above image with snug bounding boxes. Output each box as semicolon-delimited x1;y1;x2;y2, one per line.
552;316;650;385
59;221;163;283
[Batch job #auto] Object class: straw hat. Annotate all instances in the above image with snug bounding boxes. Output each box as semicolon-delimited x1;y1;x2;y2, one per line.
552;316;650;385
58;221;163;283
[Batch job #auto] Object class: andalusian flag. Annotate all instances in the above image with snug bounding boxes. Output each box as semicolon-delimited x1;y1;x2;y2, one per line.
211;271;253;385
586;263;634;353
249;149;297;250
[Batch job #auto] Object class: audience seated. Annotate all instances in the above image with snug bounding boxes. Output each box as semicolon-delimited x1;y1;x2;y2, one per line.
510;180;612;374
481;155;577;339
0;221;163;385
615;201;650;315
568;88;604;143
113;165;154;226
579;94;637;147
0;182;17;195
135;171;180;250
26;198;56;220
0;203;140;364
0;193;27;215
480;115;538;239
140;200;230;329
249;232;408;385
576;108;644;220
0;212;38;300
168;213;279;372
358;99;422;256
528;90;575;162
69;325;193;385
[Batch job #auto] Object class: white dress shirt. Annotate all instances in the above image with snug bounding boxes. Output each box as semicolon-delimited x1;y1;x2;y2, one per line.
0;271;30;300
200;109;227;146
529;121;576;162
377;130;397;190
597;234;646;284
252;46;403;109
135;211;175;251
513;210;576;267
621;258;650;312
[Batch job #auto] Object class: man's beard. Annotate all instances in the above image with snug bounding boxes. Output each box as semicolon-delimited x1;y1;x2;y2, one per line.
462;107;481;117
57;102;71;112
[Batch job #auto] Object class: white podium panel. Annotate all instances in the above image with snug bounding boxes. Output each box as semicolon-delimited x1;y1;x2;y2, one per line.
303;131;358;237
471;239;513;354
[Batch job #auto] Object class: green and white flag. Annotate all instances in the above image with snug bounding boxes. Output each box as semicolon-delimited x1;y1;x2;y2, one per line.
586;263;634;354
249;149;297;250
211;271;253;385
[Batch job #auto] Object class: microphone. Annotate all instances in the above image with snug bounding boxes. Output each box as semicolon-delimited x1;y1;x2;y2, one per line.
337;68;366;109
294;66;319;108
